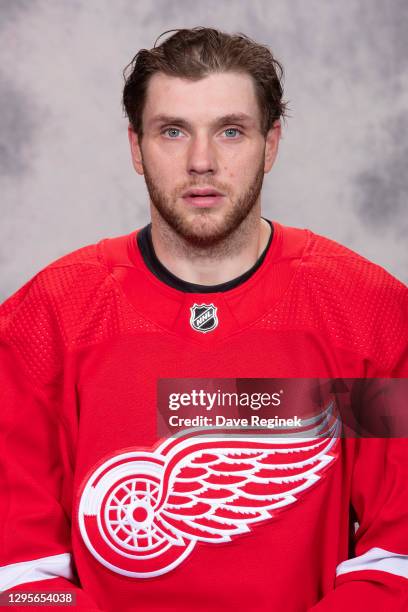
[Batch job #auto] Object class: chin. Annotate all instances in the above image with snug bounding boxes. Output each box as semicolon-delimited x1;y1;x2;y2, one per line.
178;221;236;247
156;201;244;246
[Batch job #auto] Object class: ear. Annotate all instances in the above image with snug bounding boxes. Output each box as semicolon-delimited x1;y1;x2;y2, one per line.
264;120;281;173
128;124;144;175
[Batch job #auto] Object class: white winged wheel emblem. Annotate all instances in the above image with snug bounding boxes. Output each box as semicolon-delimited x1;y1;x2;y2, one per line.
77;419;340;578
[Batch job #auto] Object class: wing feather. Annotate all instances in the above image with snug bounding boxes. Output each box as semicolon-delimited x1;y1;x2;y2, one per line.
155;432;339;543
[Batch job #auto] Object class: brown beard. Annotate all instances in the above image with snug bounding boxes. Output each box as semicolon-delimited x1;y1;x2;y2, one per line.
142;156;265;248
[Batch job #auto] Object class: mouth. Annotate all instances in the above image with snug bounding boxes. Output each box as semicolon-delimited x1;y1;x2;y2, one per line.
182;188;225;207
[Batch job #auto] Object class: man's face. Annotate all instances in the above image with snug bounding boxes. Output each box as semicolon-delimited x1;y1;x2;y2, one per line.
128;71;280;246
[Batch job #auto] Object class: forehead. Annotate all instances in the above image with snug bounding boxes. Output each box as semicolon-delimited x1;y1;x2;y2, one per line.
143;71;261;128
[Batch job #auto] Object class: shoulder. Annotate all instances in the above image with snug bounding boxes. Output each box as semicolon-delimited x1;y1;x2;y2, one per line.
0;235;124;384
278;225;407;373
1;237;109;316
303;229;407;299
277;222;406;304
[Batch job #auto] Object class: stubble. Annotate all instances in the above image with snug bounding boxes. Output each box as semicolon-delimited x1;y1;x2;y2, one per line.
142;154;266;259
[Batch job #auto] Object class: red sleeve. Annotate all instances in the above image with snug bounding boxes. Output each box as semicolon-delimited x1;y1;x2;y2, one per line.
309;353;408;609
0;276;102;610
306;271;408;610
309;437;408;610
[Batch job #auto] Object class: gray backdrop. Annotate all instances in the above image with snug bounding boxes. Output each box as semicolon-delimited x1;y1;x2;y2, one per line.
1;0;407;301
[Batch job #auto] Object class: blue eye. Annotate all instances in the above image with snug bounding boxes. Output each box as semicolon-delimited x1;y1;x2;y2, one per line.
162;127;242;138
164;128;181;138
224;128;242;138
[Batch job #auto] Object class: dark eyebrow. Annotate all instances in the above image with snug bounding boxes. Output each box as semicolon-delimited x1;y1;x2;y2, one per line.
149;113;255;129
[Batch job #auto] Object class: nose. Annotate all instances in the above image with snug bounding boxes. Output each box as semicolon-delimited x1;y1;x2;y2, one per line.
186;133;217;175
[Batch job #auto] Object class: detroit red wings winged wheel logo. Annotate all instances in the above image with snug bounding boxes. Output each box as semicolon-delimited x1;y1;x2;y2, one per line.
77;411;340;578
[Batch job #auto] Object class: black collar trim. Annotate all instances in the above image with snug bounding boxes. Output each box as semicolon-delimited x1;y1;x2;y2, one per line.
136;219;273;293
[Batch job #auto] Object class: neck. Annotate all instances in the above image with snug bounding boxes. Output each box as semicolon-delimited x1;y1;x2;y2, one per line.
149;206;271;286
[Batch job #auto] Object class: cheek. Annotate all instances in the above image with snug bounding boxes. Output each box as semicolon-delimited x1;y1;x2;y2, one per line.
143;149;172;174
226;146;258;174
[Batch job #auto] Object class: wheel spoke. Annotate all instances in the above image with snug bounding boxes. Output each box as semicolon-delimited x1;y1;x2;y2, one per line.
111;495;126;509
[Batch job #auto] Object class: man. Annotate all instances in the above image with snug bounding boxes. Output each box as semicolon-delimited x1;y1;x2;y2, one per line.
1;26;407;611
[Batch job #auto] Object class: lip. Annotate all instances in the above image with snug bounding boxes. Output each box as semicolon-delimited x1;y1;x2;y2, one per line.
182;187;224;197
183;194;225;207
182;187;225;208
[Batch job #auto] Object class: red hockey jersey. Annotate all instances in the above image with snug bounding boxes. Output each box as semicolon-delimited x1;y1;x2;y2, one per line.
1;221;407;611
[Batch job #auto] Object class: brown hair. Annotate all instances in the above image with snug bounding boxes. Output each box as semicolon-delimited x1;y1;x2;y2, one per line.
122;27;288;140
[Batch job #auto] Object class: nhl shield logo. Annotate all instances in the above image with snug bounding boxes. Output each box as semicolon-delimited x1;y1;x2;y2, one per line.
190;303;218;333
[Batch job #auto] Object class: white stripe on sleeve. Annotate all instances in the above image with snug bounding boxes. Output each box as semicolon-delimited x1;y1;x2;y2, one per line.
336;546;408;579
0;553;74;591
